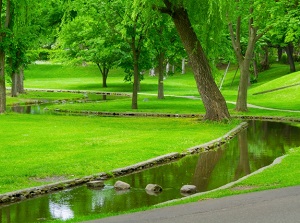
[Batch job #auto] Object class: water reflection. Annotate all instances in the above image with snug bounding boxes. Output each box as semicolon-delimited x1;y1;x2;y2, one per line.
49;202;74;221
9;105;49;115
235;129;251;180
1;120;300;223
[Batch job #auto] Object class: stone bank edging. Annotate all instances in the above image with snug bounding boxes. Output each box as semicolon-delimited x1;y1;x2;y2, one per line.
0;122;248;205
185;122;248;154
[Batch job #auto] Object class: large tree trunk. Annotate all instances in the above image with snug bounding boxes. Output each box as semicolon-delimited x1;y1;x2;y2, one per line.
165;3;230;121
157;52;164;99
286;43;296;73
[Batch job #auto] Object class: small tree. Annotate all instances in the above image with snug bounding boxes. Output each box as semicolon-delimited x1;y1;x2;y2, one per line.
59;14;122;88
103;0;157;109
146;14;185;99
227;0;283;111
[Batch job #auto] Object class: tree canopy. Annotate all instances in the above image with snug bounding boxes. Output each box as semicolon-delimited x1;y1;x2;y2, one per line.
0;0;299;119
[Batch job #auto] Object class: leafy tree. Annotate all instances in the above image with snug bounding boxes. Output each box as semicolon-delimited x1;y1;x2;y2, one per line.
101;0;157;109
0;0;13;113
268;0;300;73
146;14;185;99
7;0;37;97
37;0;65;48
59;13;122;88
147;0;230;121
227;0;283;111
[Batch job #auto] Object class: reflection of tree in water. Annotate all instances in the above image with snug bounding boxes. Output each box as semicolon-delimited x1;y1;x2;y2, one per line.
0;195;51;223
192;121;300;193
192;148;224;192
0;207;11;223
247;121;300;170
11;105;31;114
191;131;250;192
235;129;250;180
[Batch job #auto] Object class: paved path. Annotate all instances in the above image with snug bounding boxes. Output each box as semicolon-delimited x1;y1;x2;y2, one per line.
84;186;300;223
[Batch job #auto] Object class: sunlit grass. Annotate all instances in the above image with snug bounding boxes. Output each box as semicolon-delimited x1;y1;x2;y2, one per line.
0;113;239;193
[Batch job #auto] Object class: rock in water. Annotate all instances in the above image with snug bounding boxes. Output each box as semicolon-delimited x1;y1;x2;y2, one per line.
114;180;130;190
180;185;197;195
145;184;163;193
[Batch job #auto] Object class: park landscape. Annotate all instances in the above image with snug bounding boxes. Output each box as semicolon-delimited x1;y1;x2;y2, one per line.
0;0;300;222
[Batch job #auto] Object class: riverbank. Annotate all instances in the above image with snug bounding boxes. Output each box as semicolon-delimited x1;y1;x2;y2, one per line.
1;63;299;222
66;144;300;223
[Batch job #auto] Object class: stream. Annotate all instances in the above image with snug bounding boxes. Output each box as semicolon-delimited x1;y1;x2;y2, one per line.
1;120;300;223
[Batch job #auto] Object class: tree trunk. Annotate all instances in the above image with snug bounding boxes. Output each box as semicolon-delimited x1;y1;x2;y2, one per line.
102;68;108;88
157;52;164;99
236;59;251;111
181;58;186;74
131;41;139;109
11;72;18;97
96;63;109;88
166;3;230;121
286;43;296;73
229;11;257;112
0;0;12;113
260;46;269;71
0;51;5;113
17;67;24;94
277;47;283;61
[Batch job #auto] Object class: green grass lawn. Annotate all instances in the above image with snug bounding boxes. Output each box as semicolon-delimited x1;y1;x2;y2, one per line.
0;114;239;193
1;62;300;222
17;63;300;118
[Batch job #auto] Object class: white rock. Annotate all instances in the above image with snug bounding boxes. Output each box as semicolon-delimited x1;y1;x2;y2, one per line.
180;185;197;194
114;180;130;190
145;184;163;193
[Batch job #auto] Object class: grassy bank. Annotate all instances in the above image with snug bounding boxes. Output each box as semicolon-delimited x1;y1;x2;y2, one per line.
1;62;299;222
0;114;239;193
17;63;300;118
56;147;300;223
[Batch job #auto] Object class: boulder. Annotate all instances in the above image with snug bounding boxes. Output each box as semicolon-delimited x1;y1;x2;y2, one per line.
145;184;163;193
87;180;105;188
114;180;130;190
180;185;197;195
